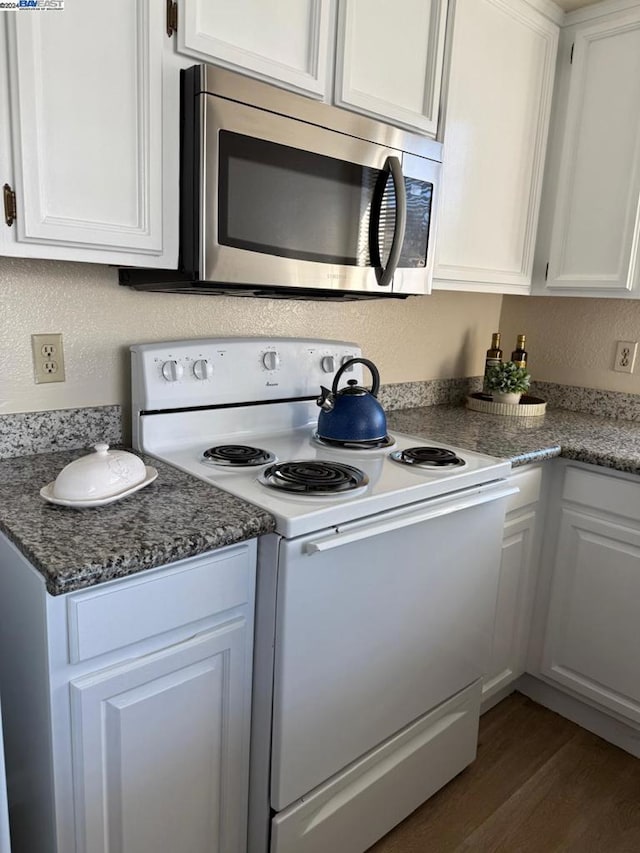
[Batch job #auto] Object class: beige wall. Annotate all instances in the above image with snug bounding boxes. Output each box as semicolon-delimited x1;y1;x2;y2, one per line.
0;258;502;414
5;256;639;414
500;295;640;393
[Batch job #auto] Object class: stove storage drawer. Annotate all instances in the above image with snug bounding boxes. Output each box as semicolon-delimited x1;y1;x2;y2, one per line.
66;544;253;663
271;680;481;853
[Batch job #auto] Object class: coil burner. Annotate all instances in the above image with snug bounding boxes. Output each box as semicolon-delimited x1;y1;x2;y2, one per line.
312;432;396;451
259;460;369;495
389;446;466;469
202;444;276;467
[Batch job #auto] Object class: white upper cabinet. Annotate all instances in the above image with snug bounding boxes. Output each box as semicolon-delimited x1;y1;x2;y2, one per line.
174;0;448;136
1;0;174;268
334;0;448;135
176;0;335;98
534;6;640;297
433;0;559;294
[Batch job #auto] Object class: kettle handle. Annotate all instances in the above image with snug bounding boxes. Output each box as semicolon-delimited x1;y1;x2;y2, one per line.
332;358;381;398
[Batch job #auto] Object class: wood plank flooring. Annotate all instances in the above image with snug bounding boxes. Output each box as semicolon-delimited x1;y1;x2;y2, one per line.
368;692;640;853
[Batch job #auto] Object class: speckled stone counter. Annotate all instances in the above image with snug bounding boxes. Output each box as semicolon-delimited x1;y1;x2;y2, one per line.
4;404;640;595
0;449;275;595
388;405;640;474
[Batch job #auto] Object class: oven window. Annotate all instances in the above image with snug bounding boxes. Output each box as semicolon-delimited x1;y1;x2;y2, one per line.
218;131;431;269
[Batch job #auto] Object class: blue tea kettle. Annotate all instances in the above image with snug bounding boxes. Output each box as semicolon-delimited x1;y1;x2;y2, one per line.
317;358;387;442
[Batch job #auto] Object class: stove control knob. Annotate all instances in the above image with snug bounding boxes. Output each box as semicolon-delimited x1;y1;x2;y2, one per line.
192;359;213;380
321;355;335;373
161;360;184;382
341;355;355;372
262;351;280;371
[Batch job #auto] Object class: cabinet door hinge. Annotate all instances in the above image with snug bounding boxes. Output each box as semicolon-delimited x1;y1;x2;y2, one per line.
570;43;574;63
545;262;549;281
3;183;16;227
166;0;178;37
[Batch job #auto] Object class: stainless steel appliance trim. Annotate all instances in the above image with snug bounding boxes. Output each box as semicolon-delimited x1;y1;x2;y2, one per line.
199;64;443;162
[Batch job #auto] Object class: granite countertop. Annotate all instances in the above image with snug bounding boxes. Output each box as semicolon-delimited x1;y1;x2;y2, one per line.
0;449;275;596
2;404;639;596
388;405;640;474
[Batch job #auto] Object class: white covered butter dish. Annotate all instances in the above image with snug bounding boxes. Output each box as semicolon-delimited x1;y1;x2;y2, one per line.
51;443;147;501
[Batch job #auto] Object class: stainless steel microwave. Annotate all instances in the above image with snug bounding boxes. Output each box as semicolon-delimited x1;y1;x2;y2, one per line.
120;65;442;300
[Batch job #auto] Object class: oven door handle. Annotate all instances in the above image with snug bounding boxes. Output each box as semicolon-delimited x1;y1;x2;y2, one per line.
377;156;407;288
304;483;518;554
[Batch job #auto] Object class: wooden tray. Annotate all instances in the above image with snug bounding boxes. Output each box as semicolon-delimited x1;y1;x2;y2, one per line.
466;393;547;417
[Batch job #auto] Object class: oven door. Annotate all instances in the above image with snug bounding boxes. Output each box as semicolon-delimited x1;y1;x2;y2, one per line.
270;482;516;813
195;95;439;296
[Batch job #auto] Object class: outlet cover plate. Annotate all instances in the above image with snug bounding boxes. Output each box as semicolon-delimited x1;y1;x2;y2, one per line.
31;333;65;384
613;340;637;374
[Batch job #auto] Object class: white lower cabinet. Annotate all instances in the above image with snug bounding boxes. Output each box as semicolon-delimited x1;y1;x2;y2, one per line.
483;465;542;702
0;536;256;853
71;623;248;853
538;465;640;723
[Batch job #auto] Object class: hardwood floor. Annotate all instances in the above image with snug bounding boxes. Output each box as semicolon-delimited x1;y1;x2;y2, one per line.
368;693;640;852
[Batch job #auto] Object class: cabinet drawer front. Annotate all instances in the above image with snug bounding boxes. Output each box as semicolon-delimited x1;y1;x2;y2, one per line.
563;466;640;522
67;545;253;663
506;465;542;514
271;681;481;853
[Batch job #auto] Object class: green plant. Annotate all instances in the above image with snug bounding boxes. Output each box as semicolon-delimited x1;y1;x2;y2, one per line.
485;361;531;394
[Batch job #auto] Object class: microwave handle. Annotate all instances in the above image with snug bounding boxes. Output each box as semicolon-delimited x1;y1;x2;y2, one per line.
378;156;407;288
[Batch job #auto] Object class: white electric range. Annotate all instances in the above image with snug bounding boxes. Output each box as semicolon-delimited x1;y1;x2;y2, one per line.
131;337;515;853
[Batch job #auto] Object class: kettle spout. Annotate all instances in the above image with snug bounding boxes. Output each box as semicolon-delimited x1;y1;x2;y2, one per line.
317;386;335;412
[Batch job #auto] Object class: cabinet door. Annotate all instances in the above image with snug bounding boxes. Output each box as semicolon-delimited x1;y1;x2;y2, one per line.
3;0;167;265
334;0;447;135
69;618;252;853
177;0;334;98
544;9;640;294
483;509;537;701
433;0;558;294
541;507;640;723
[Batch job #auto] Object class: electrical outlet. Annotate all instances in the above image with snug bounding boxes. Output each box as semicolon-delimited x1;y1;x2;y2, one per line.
613;340;637;374
31;333;66;384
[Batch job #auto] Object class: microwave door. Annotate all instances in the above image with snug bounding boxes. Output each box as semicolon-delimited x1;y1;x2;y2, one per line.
199;96;413;296
391;153;440;295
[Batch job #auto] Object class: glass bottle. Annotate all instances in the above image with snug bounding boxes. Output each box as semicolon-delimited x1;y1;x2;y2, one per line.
511;334;527;368
483;332;502;392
